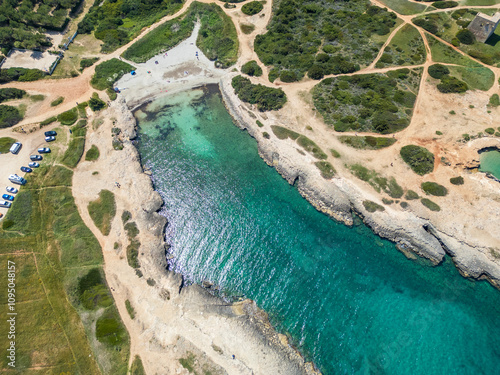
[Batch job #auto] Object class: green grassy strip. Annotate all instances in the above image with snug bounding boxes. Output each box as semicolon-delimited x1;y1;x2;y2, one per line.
88;189;116;236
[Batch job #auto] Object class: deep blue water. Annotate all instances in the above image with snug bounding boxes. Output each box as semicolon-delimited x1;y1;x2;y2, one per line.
135;87;500;375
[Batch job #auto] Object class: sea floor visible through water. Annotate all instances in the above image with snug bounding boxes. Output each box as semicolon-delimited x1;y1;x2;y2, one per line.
480;149;500;180
134;85;500;375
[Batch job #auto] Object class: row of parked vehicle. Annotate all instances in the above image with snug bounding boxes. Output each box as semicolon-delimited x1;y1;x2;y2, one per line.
0;131;57;210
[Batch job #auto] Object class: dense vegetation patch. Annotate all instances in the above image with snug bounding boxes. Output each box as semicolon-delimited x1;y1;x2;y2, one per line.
315;161;336;179
89;92;106;112
0;88;25;103
363;200;385;212
91;58;134;91
450;176;464;185
271;125;300;140
78;268;113;310
421;198;441;211
489;94;500;107
432;1;458;9
377;24;426;68
405;189;419;200
40;116;57;126
349;164;404;198
437;75;468;93
428;64;450;79
313;69;421;133
338;135;396;150
255;1;397;82
232;75;287;111
0;105;22;128
95;306;129;347
241;1;263;15
125;221;141;268
130;355;146;375
80;57;99;71
51;96;64;107
123;2;238;68
421;181;448;196
88;189;116;236
241;60;263;77
0;68;45;83
400;145;435;175
85;145;100;161
78;0;183;53
57;107;78;125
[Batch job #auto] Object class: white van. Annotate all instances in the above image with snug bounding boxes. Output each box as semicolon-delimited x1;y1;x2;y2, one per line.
9;142;22;154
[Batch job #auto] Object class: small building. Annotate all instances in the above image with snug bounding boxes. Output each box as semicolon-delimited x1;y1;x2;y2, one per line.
468;12;500;43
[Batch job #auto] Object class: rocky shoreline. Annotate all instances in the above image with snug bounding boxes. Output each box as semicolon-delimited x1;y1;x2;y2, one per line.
218;75;500;290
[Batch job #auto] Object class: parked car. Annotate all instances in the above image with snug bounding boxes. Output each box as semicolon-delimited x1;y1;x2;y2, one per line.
30;155;42;161
44;130;57;137
9;142;22;154
0;213;3;219
38;147;51;153
28;162;40;168
6;187;18;194
0;201;11;208
8;174;26;185
2;194;14;201
45;136;56;142
20;166;32;173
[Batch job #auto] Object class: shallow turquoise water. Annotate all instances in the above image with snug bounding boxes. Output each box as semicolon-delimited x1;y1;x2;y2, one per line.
480;150;500;179
135;87;500;375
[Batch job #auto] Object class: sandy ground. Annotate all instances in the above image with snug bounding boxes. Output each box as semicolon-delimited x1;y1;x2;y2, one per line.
2;50;59;72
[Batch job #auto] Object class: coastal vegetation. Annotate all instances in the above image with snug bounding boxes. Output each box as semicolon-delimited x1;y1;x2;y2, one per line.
0;105;23;128
88;189;117;236
0;136;16;153
349;164;404;198
338;136;397;150
125;221;141;269
421;181;448;196
130;355;146;375
50;96;64;107
232;75;287;111
242;60;263;77
378;24;426;68
241;1;263;15
85;145;100;161
0;140;127;373
313;69;421;133
255;1;397;82
40;116;57;126
80;57;99;71
377;0;428;15
240;23;255;34
123;2;239;68
271;125;300;140
89;92;106;112
0;88;25;103
400;145;435;175
0;68;45;83
57;107;78;125
91;58;134;91
405;189;419;200
125;299;136;319
315;161;336;179
77;0;184;53
421;198;441;211
363;200;385;212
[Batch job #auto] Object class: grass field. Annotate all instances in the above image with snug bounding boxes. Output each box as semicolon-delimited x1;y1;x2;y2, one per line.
447;65;494;90
380;24;426;67
427;34;482;66
0;133;129;374
0;137;16;153
88;190;116;236
378;0;429;15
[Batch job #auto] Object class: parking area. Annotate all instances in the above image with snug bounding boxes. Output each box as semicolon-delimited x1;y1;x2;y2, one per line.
0;126;58;218
2;49;59;73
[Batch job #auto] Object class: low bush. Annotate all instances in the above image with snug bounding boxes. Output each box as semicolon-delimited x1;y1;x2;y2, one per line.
330;149;341;158
125;300;135;319
405;190;419;200
85;145;100;161
78;268;113;310
488;94;500;107
89;93;106;112
262;131;270;139
421;198;441;212
0;88;25;103
91;59;134;90
0;105;22;128
241;1;263;15
428;64;449;79
0;68;45;83
124;221;139;238
232;75;287;111
80;57;99;71
315;161;336;179
450;176;464;185
40;116;57;126
57;108;78;125
297;136;327;159
400;201;409;209
0;137;16;153
242;61;263;77
95;306;128;347
88;190;116;236
130;356;146;375
121;210;131;223
271;125;300;140
30;94;45;102
432;1;458;9
363;200;385;213
400;145;434;175
338;136;396;150
51;97;64;107
485;128;495;135
421;181;448;196
240;24;255;34
61;137;86;168
437;76;468;93
256;120;264;128
456;29;475;45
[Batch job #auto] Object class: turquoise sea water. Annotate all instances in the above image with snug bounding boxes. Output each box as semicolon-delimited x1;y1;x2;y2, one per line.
135;87;500;375
480;150;500;179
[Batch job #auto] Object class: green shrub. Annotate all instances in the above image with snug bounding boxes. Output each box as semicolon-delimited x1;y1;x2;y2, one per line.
241;1;263;15
240;24;255;34
485;128;495;135
271;125;300;140
386;177;404;198
262;131;270;139
421;198;441;211
428;64;449;79
0;68;45;83
0;88;26;103
436;131;443;135
95;307;128;347
297;135;327;159
130;356;146;375
242;61;263;77
315;161;336;179
0;137;17;153
89;92;106;112
85;145;100;161
421;181;448;196
400;201;409;209
256;120;264;128
51;97;64;107
338;135;396;150
382;198;393;205
77;102;88;118
57;108;78;125
405;190;419;200
61;136;86;168
400;145;435;175
107;88;117;101
456;29;475;45
432;1;458;9
78;268;113;310
30;94;45;102
121;210;132;223
127;238;141;269
0;105;22;128
88;190;116;236
330;149;341;158
363;200;385;213
232;75;287;111
450;176;464;185
280;70;298;82
91;59;134;90
488;94;500;107
125;300;135;319
80;57;99;71
437;76;468;93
